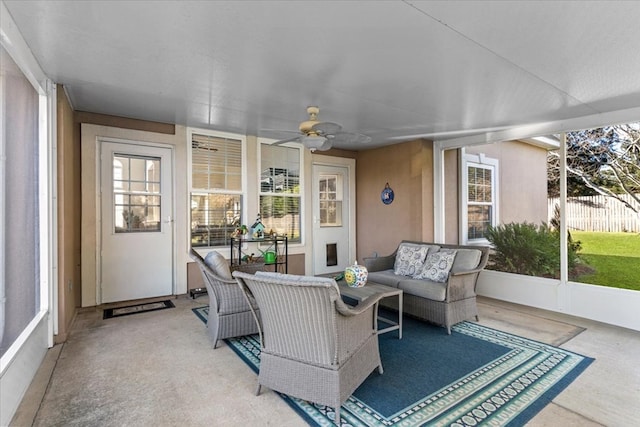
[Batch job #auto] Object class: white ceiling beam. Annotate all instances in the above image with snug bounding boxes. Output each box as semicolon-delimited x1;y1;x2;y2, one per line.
436;106;640;149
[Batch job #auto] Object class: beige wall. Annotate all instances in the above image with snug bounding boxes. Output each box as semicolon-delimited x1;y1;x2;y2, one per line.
467;140;549;225
56;87;81;342
75;111;175;135
354;139;549;255
355;140;434;261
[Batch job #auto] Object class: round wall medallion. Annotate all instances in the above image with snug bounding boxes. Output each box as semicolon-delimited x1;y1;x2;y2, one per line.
381;183;394;205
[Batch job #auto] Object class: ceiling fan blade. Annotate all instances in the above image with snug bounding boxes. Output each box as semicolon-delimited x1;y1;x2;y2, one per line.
260;128;301;135
311;121;342;136
330;132;372;144
271;135;302;146
259;129;302;140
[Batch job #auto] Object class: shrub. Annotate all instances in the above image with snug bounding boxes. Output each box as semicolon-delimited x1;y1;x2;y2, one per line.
485;222;581;278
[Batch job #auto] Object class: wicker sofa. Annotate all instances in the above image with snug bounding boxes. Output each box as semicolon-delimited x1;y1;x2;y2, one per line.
363;241;489;334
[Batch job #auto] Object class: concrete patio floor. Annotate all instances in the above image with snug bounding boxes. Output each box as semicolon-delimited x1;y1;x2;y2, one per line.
10;295;640;426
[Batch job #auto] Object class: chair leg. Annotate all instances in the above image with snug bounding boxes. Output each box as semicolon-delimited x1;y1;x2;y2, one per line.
334;406;340;425
255;383;262;396
208;323;220;349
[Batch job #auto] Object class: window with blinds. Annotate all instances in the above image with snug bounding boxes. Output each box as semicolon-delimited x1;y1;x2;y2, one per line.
190;133;243;247
259;144;301;242
467;165;493;240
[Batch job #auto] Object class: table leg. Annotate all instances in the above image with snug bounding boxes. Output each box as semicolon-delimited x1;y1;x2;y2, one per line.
398;292;403;339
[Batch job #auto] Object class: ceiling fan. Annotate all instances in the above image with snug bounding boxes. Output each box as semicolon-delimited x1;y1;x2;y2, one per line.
268;106;371;152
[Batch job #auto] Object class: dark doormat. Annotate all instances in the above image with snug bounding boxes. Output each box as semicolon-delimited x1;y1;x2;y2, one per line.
103;300;175;319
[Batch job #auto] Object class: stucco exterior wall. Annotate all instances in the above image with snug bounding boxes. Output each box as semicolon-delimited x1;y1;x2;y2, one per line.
467;140;549;225
355;140;433;261
353;139;548;254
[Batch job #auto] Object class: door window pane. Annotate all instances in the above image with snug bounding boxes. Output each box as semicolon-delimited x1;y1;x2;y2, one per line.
113;154;161;232
319;174;342;227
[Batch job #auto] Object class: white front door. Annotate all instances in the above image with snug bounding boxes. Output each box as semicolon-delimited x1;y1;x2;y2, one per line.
312;164;353;275
100;140;174;303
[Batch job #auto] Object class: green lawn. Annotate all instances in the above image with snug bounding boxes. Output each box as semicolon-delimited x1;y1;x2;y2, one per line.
571;231;640;291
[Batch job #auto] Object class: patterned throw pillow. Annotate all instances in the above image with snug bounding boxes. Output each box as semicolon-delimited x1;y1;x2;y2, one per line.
413;250;458;282
393;244;430;276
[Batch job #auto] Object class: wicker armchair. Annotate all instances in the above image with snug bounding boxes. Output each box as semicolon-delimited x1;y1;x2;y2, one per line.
189;249;259;348
233;271;385;426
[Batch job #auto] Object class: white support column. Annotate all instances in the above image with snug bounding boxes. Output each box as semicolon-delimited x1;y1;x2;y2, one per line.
558;132;569;311
433;141;445;243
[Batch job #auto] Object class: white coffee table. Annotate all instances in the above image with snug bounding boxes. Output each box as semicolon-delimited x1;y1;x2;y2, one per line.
337;281;403;339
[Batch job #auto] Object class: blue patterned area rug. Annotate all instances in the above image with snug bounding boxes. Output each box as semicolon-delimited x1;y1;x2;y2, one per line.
192;306;593;427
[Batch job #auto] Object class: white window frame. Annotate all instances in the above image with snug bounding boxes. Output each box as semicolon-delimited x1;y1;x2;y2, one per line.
257;140;304;244
460;151;499;245
187;128;246;248
0;5;56;423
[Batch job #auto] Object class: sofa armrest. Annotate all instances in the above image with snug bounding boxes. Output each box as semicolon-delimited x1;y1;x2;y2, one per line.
363;254;395;272
450;267;484;277
445;270;482;301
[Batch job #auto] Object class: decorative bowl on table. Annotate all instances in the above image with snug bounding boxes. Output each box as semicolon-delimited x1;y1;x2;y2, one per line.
344;261;368;287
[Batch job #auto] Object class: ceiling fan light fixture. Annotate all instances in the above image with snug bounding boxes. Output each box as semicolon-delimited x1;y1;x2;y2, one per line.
301;135;329;152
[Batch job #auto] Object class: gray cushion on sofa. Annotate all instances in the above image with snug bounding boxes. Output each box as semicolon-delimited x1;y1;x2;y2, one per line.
367;270;402;288
451;249;482;273
398;278;447;301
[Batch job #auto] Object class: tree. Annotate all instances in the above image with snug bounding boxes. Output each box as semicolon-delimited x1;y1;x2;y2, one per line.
547;122;640;214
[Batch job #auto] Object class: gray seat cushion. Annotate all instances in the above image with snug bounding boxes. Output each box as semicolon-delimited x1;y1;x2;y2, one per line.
398;278;447;301
367;270;402;288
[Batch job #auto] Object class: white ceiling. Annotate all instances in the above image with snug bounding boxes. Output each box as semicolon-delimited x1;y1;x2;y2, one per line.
5;0;640;150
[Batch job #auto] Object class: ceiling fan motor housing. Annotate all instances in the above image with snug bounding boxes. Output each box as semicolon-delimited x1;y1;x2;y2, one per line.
299;106;321;135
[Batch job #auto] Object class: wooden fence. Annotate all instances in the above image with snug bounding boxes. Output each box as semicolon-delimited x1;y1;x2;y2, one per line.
548;194;640;232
